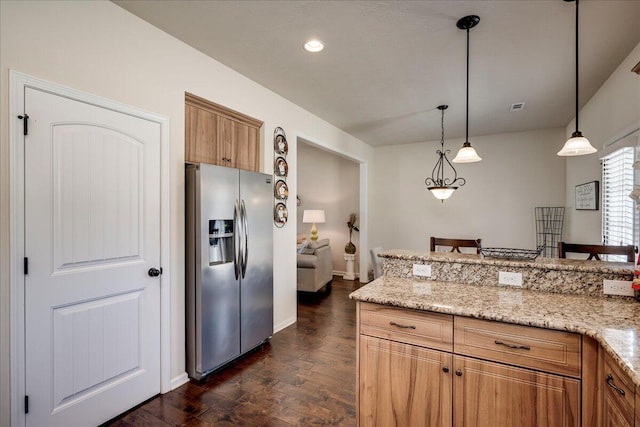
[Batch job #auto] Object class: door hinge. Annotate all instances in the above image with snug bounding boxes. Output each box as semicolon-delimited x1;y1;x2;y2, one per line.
24;257;28;275
18;113;29;136
24;395;29;414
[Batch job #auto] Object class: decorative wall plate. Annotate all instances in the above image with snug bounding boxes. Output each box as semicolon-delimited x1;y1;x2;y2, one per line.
274;179;288;200
274;203;288;227
274;126;286;137
274;134;288;155
274;156;288;177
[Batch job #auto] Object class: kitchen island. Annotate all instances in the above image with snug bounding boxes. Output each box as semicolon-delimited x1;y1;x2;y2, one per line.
350;250;640;426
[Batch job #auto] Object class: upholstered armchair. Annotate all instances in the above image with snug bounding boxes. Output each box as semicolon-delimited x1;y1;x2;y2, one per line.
297;238;333;292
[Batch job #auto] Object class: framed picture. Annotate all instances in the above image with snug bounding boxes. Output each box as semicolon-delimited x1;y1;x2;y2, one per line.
575;181;599;210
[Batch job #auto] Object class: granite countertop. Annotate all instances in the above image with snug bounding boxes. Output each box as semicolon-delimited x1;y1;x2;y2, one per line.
350;276;640;388
380;249;635;275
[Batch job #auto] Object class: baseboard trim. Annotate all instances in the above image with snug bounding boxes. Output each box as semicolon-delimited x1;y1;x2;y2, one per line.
169;372;189;391
274;316;296;334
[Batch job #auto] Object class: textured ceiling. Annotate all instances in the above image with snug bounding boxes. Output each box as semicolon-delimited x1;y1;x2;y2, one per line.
114;0;640;147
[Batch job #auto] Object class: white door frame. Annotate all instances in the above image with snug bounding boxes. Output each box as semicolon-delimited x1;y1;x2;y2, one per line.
9;70;172;426
294;134;369;283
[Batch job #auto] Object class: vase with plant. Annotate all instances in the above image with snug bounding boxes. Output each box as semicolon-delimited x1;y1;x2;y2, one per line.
345;213;359;254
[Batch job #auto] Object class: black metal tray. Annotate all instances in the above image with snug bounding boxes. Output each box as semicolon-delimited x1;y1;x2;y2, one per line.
480;246;544;261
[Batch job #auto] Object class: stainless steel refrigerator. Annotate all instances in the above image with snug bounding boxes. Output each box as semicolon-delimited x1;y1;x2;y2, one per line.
185;163;273;380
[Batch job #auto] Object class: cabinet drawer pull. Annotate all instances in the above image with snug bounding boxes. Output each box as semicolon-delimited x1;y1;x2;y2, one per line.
494;340;531;350
389;321;416;330
455;369;462;376
606;374;626;396
442;366;449;373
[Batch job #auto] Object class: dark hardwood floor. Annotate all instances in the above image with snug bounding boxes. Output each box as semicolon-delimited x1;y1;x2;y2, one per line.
108;276;362;426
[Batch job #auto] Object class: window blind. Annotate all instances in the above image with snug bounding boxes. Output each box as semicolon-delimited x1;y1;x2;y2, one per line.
601;147;637;261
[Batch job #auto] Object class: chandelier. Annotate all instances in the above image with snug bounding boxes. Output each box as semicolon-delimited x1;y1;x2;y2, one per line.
425;105;466;201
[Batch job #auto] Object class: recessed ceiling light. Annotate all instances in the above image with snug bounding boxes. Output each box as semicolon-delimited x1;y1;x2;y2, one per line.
304;39;324;53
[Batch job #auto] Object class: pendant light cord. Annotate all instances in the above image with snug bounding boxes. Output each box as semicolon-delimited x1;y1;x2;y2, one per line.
465;28;470;143
575;0;579;132
440;107;445;149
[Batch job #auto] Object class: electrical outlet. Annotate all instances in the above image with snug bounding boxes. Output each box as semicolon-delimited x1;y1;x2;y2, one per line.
413;264;432;277
498;271;523;287
603;279;634;296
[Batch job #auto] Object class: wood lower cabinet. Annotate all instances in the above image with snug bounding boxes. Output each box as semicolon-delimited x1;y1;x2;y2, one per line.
602;350;635;426
185;93;262;171
453;355;580;427
359;335;452;426
357;302;595;427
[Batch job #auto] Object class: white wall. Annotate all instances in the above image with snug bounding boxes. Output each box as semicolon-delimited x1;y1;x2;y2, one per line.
371;128;566;252
297;142;360;275
0;1;374;423
564;42;640;243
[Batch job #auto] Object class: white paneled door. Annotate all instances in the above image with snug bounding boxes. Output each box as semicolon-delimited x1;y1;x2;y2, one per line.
24;87;161;426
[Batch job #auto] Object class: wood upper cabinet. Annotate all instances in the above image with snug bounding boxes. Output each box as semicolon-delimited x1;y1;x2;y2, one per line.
602;350;635;427
185;93;262;172
453;355;580;427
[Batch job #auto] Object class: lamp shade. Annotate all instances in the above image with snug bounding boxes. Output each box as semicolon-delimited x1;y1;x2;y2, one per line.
557;132;597;156
452;143;482;163
429;187;456;200
303;210;325;224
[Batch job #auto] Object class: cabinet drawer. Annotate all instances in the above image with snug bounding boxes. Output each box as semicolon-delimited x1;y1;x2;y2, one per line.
454;317;581;378
359;302;453;352
603;351;635;421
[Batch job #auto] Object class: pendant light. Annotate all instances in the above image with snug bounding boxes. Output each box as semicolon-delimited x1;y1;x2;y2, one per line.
425;105;466;201
558;0;597;156
453;15;482;164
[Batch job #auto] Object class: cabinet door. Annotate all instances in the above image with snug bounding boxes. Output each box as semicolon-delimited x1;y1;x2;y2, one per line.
229;121;260;172
603;353;634;427
359;335;452;427
185;105;221;165
453;356;580;427
217;115;234;167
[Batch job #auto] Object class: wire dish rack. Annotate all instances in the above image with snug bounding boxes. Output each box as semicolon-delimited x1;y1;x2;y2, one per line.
480;246;544;261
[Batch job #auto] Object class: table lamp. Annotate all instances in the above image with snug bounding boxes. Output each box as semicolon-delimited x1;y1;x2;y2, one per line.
302;210;325;241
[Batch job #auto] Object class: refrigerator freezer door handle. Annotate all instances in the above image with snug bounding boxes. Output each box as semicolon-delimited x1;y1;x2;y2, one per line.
241;199;248;278
233;199;240;280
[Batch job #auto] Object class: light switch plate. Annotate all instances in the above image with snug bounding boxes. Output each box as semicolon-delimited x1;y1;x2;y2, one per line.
413;264;432;277
603;279;634;296
498;271;523;287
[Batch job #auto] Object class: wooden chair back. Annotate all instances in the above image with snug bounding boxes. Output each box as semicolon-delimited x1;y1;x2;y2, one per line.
430;237;482;254
558;242;636;262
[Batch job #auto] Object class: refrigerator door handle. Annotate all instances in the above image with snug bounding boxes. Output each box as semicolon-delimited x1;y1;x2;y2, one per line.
233;199;240;280
240;199;249;278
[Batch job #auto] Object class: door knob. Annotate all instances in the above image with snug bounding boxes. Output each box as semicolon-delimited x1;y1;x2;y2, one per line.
148;268;161;277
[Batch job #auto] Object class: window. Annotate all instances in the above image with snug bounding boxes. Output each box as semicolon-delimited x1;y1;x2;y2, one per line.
601;147;637;260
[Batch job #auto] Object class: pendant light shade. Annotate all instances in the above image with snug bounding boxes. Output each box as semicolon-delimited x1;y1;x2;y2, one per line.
558;0;597;157
425;105;466;201
557;131;597;156
453;15;482;164
452;142;482;163
430;187;456;200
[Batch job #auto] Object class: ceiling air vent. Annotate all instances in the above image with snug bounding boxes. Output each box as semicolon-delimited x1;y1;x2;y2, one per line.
510;102;525;112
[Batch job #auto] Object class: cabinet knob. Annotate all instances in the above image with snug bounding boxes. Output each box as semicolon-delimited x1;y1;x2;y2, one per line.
455;369;463;377
442;366;449;373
